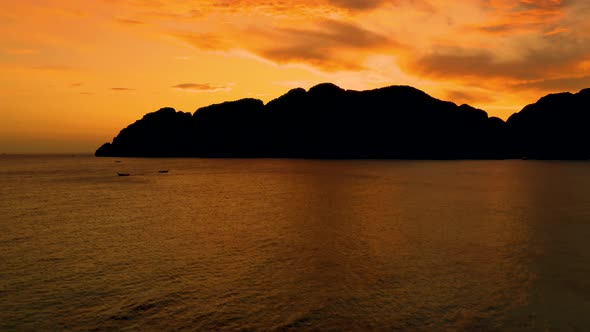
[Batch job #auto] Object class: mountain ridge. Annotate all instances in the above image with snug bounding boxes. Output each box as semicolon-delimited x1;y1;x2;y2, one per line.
96;83;590;159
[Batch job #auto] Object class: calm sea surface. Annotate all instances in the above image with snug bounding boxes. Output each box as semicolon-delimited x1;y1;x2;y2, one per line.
1;155;590;331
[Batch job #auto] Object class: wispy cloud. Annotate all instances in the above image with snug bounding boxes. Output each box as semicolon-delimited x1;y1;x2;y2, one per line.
175;19;397;71
172;83;233;92
115;18;145;25
254;19;395;71
111;87;135;91
445;89;495;105
511;75;590;92
326;0;388;11
404;31;590;84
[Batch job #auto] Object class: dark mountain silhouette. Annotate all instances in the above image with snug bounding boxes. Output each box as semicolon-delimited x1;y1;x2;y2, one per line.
506;88;590;159
95;84;589;159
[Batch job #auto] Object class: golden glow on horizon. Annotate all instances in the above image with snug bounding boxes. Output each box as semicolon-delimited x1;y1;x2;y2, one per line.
1;0;589;152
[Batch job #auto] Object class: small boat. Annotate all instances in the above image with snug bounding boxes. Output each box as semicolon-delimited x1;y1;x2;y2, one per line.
158;170;169;173
117;172;130;176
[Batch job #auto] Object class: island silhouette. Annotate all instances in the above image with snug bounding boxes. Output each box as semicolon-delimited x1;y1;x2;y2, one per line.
95;83;590;159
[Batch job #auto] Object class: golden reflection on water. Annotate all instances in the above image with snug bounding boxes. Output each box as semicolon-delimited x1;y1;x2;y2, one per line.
509;162;590;329
1;157;590;330
279;161;536;330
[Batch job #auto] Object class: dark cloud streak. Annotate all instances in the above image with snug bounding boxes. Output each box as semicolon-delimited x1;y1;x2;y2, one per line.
254;19;396;70
172;83;232;92
111;87;135;91
115;18;145;25
406;32;590;83
511;75;590;92
327;0;386;10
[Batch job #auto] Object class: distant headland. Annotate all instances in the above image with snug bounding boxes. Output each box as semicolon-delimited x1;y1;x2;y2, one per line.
96;83;590;160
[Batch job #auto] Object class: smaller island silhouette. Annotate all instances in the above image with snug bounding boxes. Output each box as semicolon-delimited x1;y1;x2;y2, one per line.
96;83;590;160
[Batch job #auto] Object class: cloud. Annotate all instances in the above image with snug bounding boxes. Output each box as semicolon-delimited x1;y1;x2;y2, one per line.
471;0;568;36
176;19;397;71
511;75;590;92
197;0;431;13
404;30;590;84
326;0;387;10
111;87;135;91
544;27;569;36
445;89;495;104
115;18;145;25
172;83;233;92
406;51;532;80
256;20;392;70
175;33;230;51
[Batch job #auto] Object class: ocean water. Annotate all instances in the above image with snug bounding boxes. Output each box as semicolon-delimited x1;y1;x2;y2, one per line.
1;155;590;331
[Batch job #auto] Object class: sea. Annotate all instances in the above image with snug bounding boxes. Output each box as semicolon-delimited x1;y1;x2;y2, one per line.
1;155;590;331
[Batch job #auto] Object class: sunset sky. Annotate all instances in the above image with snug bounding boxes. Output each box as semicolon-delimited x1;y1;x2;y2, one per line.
2;0;590;153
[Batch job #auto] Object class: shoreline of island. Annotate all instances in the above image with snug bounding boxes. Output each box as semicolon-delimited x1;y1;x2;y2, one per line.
96;83;590;160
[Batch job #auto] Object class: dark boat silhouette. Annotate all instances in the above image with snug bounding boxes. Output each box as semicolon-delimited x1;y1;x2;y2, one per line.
158;170;169;173
117;172;130;176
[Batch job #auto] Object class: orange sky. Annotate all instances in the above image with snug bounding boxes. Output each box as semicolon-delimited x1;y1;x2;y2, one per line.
1;0;589;153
